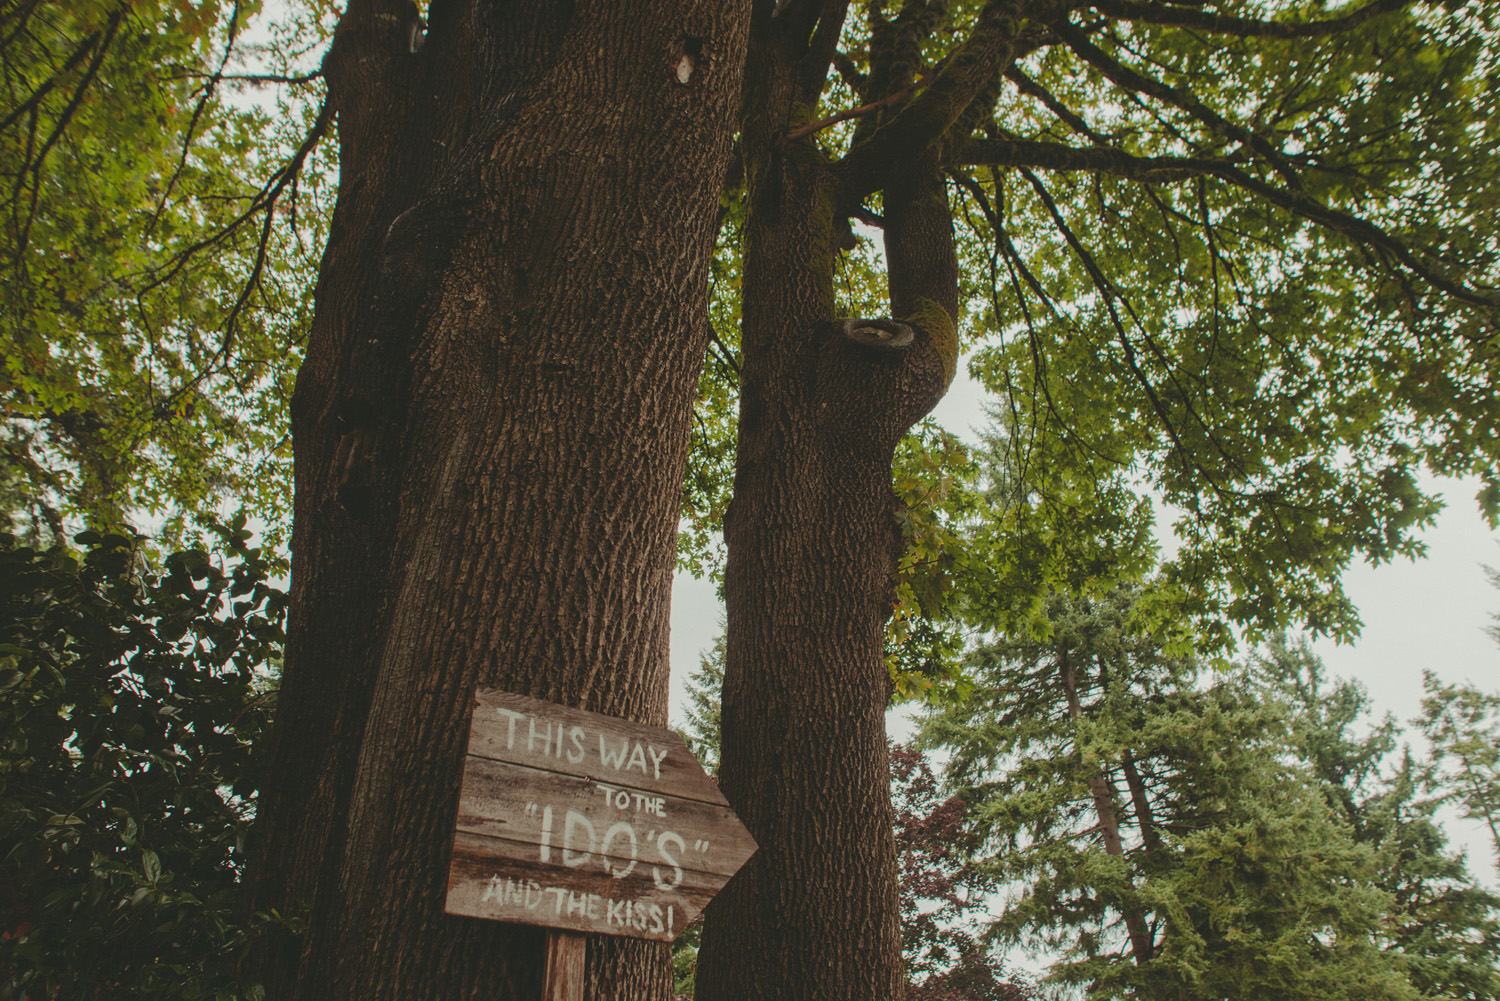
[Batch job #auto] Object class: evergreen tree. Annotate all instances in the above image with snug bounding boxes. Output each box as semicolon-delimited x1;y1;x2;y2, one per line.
924;589;1435;1000
1414;673;1500;877
1486;561;1500;648
1256;639;1500;1000
681;632;727;775
1369;753;1500;1001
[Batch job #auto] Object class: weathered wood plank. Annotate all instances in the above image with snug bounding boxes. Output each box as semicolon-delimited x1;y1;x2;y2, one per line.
445;689;757;942
543;931;586;1001
455;757;756;878
466;689;730;806
447;830;726;940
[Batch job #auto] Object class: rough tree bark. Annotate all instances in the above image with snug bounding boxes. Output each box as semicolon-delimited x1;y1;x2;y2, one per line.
249;1;750;998
695;3;977;997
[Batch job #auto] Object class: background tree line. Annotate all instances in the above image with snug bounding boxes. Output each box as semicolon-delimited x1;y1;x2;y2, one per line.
668;483;1500;999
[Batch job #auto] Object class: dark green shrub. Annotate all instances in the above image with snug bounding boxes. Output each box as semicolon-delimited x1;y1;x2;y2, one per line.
0;520;286;1000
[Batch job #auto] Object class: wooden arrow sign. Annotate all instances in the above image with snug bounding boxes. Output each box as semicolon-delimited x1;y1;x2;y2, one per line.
445;689;757;943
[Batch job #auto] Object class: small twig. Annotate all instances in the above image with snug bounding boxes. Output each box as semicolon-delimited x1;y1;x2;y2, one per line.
135;99;332;298
171;70;324;86
707;324;740;377
10;7;123;263
150;0;245;233
777;73;930;147
139;99;333;414
0;13;111;135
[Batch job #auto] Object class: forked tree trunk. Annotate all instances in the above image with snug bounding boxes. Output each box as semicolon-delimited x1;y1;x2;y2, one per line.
250;1;749;997
695;8;957;997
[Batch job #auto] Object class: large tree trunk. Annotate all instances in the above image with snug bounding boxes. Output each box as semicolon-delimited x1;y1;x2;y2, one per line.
695;7;957;997
250;1;749;997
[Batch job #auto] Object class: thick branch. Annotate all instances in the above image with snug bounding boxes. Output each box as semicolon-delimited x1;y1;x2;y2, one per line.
1090;0;1412;38
798;0;854;103
849;0;953;156
835;0;1024;205
957;138;1500;307
959;136;1213;179
1051;18;1300;186
1120;753;1162;853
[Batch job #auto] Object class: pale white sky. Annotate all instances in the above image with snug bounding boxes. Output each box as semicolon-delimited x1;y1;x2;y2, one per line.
668;359;1500;880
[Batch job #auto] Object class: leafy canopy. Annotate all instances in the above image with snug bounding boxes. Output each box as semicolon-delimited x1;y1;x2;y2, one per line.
0;0;331;542
682;0;1500;671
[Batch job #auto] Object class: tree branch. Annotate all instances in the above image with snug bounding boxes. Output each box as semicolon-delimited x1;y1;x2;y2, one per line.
1051;17;1301;186
707;322;741;377
834;0;1025;206
132;99;334;419
150;0;246;233
949;167;1134;470
957;138;1500;307
1017;166;1255;500
0;7;118;135
1088;0;1412;38
779;73;927;146
799;0;855;104
959;136;1215;179
169;70;325;86
1004;67;1110;146
8;6;123;265
830;50;868;99
136;99;333;297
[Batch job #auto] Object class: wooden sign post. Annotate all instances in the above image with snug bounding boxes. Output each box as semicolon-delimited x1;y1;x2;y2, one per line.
445;689;758;1000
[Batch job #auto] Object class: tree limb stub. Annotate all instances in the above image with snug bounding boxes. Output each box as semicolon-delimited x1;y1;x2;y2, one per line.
841;316;917;350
